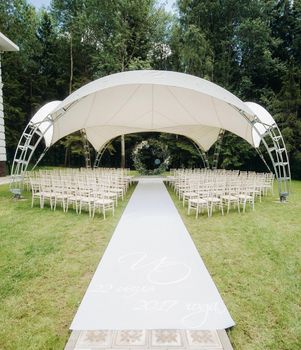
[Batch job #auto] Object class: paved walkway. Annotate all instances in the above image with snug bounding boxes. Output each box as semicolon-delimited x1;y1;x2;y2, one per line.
66;329;233;349
66;178;234;349
0;176;11;185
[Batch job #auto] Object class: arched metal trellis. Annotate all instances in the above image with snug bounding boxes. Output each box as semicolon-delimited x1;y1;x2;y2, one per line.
94;140;112;168
10;117;52;196
234;107;291;201
9;101;77;196
192;141;210;169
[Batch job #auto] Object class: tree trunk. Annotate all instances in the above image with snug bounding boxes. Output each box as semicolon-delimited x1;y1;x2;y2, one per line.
64;146;69;167
69;33;73;94
121;134;125;168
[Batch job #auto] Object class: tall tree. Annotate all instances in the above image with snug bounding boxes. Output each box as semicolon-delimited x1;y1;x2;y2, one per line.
83;0;169;166
0;0;40;163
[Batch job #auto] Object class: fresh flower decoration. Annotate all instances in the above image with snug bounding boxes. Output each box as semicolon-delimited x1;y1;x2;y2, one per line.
132;139;170;175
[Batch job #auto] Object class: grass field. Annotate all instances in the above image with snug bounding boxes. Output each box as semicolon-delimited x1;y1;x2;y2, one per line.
167;181;301;350
0;183;136;350
0;180;300;349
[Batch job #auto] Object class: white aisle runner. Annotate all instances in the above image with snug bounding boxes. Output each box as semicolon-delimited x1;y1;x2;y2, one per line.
71;178;234;330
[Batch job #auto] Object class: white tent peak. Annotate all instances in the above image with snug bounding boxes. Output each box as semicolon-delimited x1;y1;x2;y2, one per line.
53;70;255;118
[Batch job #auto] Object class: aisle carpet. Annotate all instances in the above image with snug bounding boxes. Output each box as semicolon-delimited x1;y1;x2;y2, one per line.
71;178;234;330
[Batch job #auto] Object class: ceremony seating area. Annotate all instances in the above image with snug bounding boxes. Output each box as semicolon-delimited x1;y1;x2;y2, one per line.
166;169;274;218
25;168;133;219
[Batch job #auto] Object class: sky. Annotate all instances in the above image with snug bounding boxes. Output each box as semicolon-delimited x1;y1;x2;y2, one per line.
28;0;177;12
29;0;50;8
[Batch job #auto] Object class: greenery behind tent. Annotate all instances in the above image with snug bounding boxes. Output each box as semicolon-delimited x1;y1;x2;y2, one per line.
0;0;300;177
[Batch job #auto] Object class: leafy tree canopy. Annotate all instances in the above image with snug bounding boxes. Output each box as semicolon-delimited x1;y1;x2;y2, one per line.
0;0;300;177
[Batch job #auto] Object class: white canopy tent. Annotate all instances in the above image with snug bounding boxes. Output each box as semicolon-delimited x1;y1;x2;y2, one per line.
11;70;290;198
28;70;272;151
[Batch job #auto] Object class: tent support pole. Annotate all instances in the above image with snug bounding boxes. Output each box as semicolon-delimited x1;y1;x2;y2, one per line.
94;140;112;168
212;129;225;170
192;141;210;169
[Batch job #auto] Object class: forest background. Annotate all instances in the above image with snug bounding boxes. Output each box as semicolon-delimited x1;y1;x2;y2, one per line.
0;0;300;177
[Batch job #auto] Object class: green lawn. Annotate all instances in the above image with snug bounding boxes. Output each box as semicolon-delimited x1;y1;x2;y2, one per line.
0;183;136;350
0;180;300;349
167;181;301;350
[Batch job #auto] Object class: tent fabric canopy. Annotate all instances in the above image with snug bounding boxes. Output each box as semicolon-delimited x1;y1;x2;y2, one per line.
30;100;60;147
31;70;277;151
0;32;19;52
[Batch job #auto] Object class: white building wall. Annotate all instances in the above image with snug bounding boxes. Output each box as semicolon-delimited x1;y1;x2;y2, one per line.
0;54;7;162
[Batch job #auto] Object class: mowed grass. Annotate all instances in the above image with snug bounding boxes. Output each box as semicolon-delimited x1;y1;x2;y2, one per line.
0;179;300;350
167;181;301;350
0;183;136;350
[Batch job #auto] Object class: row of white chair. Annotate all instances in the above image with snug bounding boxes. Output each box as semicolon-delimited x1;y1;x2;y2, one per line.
167;169;274;218
28;168;133;219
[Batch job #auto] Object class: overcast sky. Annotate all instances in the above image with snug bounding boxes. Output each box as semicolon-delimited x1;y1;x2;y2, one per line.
29;0;50;8
28;0;176;12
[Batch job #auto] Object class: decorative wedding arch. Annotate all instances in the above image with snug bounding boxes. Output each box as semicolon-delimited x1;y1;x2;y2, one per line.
10;70;291;199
